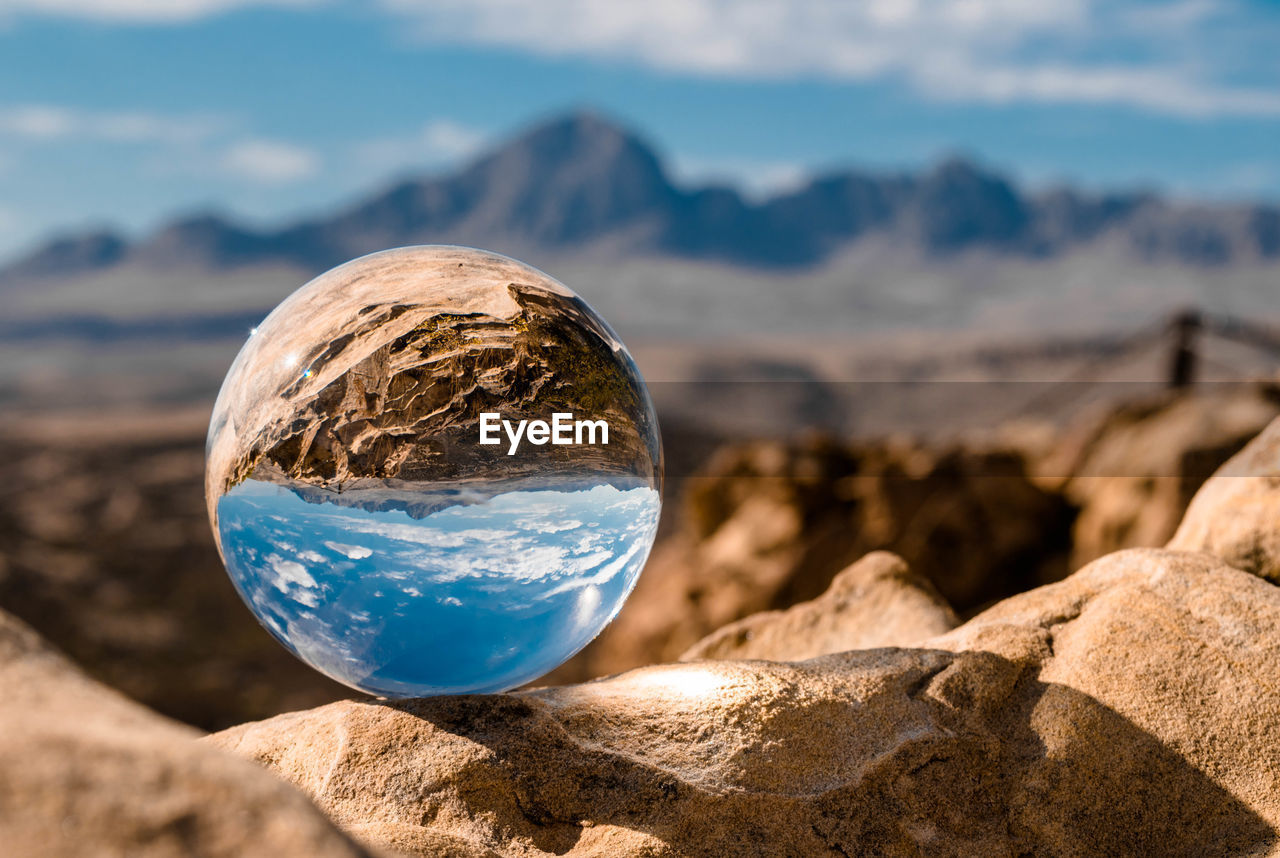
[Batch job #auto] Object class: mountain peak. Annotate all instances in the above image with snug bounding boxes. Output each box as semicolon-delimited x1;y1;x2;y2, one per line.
912;156;1029;250
133;211;273;268
0;229;127;283
926;155;996;180
475;109;667;183
519;109;636;146
438;110;677;247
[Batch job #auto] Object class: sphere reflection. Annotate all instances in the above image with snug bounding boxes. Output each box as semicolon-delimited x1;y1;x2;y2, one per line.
206;246;662;697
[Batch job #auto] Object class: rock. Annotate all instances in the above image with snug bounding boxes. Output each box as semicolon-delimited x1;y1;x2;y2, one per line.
549;435;1073;682
1047;383;1280;570
211;547;1280;857
0;414;351;731
0;606;369;858
679;551;957;662
1168;413;1280;581
206;246;658;520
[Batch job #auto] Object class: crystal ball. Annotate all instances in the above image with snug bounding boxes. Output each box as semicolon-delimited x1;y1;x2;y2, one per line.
205;246;662;697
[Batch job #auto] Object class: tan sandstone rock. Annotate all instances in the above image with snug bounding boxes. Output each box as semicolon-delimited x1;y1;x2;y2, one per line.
0;608;370;858
210;546;1280;857
679;551;958;662
549;435;1073;683
1048;383;1280;569
1168;411;1280;581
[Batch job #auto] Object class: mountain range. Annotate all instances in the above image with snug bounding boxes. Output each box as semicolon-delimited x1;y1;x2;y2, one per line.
3;111;1278;285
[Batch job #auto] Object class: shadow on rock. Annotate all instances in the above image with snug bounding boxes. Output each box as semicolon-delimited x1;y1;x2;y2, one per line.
213;629;1276;856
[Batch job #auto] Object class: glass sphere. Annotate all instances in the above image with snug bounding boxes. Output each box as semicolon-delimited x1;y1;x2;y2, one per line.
205;246;662;697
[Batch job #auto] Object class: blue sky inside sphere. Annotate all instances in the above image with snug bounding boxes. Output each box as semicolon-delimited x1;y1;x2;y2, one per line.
216;477;661;697
0;1;1277;259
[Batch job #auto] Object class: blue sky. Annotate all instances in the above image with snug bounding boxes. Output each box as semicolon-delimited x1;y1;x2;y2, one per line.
0;0;1277;260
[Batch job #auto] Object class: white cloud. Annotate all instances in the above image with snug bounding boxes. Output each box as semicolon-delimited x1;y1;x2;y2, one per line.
267;554;317;591
543;525;652;597
354;118;487;172
0;0;319;24
0;205;15;233
94;110;225;142
375;0;1280;119
301;484;658;591
917;61;1280;119
0;105;73;138
0;104;225;142
324;540;373;560
420;118;486;158
513;516;582;533
572;585;602;632
219;139;320;184
265;552;320;607
1118;0;1216;32
3;2;1273;121
1;1;1275;122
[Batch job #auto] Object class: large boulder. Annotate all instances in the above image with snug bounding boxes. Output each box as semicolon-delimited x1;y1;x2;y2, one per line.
210;546;1280;857
0;607;369;858
1047;383;1280;569
679;551;957;662
1168;410;1280;581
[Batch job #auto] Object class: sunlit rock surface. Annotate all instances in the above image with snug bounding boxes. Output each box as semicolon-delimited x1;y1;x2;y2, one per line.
679;551;958;662
209;550;1280;857
1169;409;1280;581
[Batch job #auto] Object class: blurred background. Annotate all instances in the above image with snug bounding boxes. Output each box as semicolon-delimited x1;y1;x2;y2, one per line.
0;0;1278;730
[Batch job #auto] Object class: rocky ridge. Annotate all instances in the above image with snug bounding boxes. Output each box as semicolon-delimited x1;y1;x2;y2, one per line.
243;286;652;491
5;112;1279;283
206;247;659;535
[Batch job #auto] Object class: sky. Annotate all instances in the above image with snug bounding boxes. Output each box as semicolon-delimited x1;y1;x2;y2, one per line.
0;0;1277;260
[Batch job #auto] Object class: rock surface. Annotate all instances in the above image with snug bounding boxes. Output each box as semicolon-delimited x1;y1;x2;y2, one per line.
549;436;1074;683
1169;410;1280;581
1046;383;1280;569
211;545;1280;857
679;551;957;662
0;605;369;858
206;246;659;527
